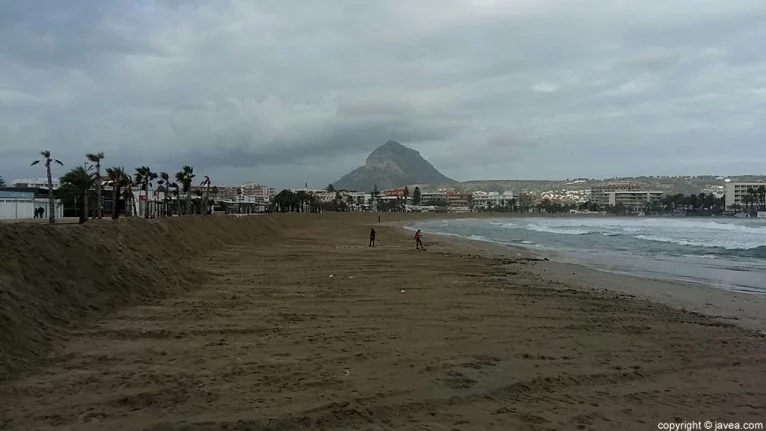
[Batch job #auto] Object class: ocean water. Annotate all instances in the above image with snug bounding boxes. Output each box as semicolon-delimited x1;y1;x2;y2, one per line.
411;217;766;294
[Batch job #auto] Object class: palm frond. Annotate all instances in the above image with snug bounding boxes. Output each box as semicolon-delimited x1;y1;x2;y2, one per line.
30;160;40;166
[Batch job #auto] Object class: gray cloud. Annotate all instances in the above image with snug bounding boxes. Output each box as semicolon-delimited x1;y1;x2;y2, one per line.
1;0;766;188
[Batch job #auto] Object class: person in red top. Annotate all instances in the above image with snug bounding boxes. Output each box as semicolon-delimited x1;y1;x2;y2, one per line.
414;229;424;250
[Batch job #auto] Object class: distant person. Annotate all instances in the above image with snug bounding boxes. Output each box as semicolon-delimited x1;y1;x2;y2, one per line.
369;227;376;247
414;229;424;251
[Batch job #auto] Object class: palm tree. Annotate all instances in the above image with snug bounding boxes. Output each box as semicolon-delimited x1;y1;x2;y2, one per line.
200;175;212;215
746;187;758;212
86;152;105;219
30;150;63;224
0;176;6;187
106;167;127;219
371;184;380;211
122;174;135;217
157;172;170;217
169;182;180;215
175;165;195;215
60;166;95;224
134;166;158;218
757;185;766;211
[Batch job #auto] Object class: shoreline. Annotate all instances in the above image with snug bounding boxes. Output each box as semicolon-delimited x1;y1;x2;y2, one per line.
394;220;766;333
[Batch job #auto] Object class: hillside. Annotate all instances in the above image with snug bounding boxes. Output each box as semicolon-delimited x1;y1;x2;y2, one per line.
334;140;455;191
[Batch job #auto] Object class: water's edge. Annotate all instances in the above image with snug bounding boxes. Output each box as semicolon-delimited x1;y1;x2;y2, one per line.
407;218;766;295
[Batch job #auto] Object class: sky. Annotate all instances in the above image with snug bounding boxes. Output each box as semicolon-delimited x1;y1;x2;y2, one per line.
1;0;766;188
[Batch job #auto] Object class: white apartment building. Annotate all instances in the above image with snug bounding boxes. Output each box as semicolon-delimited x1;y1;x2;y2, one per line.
11;177;60;189
344;192;371;205
724;182;766;210
472;191;514;210
590;183;663;211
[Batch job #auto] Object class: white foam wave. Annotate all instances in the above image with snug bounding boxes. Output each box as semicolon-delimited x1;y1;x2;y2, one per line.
634;235;766;250
526;224;590;235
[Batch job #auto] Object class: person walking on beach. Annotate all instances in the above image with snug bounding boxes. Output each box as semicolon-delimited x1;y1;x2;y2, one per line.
369;227;376;247
414;229;424;251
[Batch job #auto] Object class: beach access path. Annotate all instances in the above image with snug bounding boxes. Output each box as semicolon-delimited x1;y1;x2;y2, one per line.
1;217;764;430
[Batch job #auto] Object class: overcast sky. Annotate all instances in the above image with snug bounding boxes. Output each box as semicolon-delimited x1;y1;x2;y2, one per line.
2;0;765;188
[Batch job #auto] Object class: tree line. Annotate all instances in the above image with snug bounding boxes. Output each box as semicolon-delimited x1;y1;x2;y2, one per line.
21;150;214;224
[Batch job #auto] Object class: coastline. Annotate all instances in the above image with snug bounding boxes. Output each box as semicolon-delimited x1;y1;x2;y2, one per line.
396;219;766;332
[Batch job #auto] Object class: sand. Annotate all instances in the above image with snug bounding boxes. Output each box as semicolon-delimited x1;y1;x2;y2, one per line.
0;214;764;430
405;226;766;333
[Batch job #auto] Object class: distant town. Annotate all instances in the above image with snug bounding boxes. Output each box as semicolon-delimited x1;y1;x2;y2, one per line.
2;175;765;221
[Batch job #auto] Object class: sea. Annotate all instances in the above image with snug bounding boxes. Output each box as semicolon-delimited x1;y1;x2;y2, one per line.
411;217;766;294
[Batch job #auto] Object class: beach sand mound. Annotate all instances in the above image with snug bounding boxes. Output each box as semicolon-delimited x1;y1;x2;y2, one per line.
0;215;291;381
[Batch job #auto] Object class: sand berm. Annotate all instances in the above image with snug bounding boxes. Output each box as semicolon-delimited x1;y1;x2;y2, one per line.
0;213;764;430
0;215;298;380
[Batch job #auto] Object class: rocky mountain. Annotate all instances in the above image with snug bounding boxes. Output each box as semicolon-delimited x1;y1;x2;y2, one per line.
333;141;455;191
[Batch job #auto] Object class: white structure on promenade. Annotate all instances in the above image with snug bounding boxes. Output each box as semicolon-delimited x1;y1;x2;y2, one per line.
0;188;63;220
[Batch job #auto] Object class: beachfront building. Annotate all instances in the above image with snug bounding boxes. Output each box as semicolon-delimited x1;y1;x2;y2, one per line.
724;181;766;210
383;187;408;199
0;187;64;220
590;183;663;212
11;177;60;189
420;191;447;207
472;191;514;210
344;192;371;211
242;182;276;201
447;191;471;212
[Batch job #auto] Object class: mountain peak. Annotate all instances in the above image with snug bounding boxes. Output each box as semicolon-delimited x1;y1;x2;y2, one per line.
334;140;455;191
380;140;406;149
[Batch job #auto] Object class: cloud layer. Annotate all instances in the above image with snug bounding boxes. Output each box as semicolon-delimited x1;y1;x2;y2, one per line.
2;0;766;187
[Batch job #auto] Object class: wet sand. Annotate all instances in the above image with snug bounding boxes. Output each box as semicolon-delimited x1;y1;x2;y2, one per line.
401;224;766;333
1;215;764;430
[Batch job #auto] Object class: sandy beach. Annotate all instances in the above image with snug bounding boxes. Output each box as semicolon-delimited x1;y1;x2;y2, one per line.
1;214;764;430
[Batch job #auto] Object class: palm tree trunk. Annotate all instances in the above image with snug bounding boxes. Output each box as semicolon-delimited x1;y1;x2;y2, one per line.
144;183;150;219
203;185;210;215
46;161;55;224
96;164;102;219
81;190;89;224
113;186;119;219
186;193;192;215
